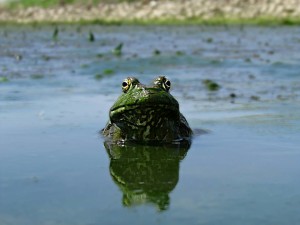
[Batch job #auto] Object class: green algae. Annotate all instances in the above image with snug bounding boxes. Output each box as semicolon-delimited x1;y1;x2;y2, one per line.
112;43;123;56
0;77;9;82
203;79;221;91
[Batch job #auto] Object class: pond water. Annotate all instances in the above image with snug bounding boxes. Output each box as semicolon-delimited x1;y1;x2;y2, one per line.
0;25;300;225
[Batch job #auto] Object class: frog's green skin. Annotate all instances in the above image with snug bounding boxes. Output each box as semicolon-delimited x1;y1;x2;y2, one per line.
102;76;192;144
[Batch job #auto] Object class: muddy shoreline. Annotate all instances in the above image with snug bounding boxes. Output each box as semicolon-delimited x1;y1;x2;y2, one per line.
0;0;300;24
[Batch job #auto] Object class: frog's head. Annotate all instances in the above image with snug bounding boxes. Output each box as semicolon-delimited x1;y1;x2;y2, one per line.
107;76;182;142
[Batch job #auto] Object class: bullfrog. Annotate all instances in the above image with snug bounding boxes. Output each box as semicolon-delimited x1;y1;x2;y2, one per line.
102;76;192;144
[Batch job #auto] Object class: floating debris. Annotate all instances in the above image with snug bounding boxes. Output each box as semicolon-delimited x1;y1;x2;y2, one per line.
94;74;103;80
277;95;288;100
153;49;161;55
206;37;213;43
245;58;252;63
210;59;222;64
112;43;123;56
203;79;221;91
132;53;138;58
41;55;51;61
248;74;256;79
229;93;237;98
250;95;260;101
29;176;40;183
14;54;23;61
229;93;237;103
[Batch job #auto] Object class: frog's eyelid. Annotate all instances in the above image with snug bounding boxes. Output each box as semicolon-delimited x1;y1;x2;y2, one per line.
128;77;140;84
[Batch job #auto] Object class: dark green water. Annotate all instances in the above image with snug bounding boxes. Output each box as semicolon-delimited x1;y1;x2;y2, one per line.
0;25;300;225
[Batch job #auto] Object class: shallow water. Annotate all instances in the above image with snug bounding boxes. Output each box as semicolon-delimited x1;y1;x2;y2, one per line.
0;25;300;225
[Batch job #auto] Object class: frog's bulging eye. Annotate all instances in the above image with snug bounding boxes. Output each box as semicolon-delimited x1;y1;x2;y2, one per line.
154;76;171;92
122;77;140;93
164;79;171;91
161;78;171;92
122;79;131;93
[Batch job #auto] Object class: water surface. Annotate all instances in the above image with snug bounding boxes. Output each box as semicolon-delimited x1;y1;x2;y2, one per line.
0;25;300;225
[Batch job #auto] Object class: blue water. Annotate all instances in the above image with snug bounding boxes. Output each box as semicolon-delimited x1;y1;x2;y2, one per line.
0;25;300;225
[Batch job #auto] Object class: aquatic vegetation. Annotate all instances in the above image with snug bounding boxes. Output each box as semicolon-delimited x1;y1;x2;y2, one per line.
175;51;184;56
112;43;123;56
53;27;59;40
103;69;115;75
81;64;89;68
94;69;115;80
0;77;9;82
30;74;44;79
205;37;213;43
203;79;221;91
76;26;82;33
89;31;95;42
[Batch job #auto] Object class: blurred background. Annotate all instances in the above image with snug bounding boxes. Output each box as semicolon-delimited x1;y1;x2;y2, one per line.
1;0;300;24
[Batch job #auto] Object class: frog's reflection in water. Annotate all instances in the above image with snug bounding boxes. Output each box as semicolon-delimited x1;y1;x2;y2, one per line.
104;141;190;211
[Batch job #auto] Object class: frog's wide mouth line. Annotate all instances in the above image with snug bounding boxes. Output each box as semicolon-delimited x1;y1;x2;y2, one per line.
109;104;180;125
110;104;179;116
110;106;179;128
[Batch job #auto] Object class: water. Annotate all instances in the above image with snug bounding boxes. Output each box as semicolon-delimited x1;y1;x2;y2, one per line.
0;25;300;225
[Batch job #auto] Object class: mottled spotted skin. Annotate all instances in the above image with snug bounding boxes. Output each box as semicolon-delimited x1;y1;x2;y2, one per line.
102;76;192;144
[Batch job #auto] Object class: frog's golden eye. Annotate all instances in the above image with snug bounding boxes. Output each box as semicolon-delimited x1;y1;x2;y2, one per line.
153;76;171;92
164;79;171;91
122;79;130;93
122;81;128;87
122;78;135;93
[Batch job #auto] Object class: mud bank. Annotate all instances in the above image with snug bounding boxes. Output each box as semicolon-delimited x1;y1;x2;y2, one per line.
0;0;300;24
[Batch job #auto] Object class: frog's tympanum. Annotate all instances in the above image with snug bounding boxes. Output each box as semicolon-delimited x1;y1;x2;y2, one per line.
102;76;192;144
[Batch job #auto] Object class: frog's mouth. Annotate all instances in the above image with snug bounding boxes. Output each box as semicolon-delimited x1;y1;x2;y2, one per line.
110;104;179;127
